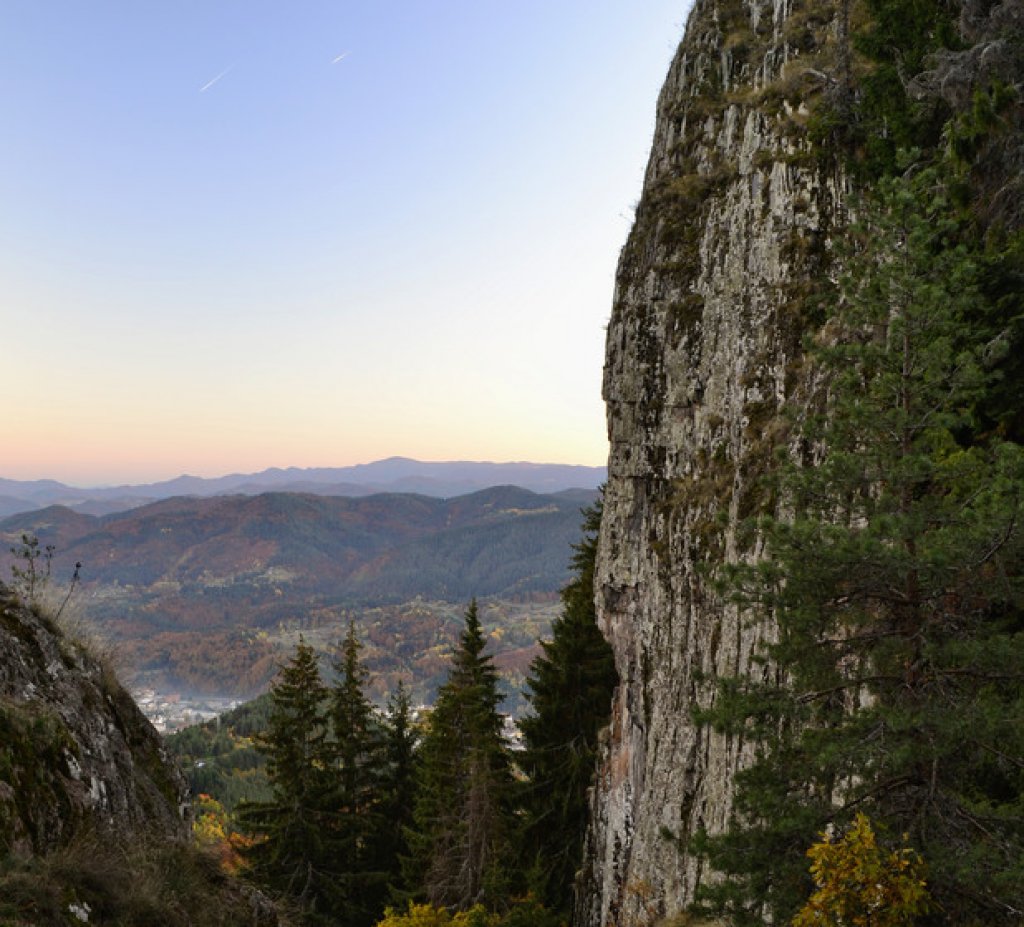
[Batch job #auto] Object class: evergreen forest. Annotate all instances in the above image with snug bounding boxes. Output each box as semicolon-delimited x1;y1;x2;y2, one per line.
2;2;1022;926
180;501;617;927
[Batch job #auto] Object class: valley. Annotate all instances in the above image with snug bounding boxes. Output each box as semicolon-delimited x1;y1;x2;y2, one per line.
0;485;591;706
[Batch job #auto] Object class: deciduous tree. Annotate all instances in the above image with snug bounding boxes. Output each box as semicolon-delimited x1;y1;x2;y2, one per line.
793;813;931;927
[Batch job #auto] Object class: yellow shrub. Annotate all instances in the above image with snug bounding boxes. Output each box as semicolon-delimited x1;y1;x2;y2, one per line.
793;813;931;927
374;902;497;927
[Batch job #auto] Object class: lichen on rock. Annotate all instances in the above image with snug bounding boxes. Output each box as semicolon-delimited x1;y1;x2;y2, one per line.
0;582;188;856
577;1;851;924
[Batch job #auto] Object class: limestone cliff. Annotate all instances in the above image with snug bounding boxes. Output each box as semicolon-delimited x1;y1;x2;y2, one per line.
578;1;848;923
0;583;188;855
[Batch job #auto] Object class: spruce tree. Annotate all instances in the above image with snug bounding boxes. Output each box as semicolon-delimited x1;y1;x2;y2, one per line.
237;640;335;917
405;600;516;911
695;164;1024;925
326;622;389;927
379;680;418;899
518;497;617;914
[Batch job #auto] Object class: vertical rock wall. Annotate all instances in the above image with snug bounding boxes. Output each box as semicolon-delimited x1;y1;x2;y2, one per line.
579;1;848;923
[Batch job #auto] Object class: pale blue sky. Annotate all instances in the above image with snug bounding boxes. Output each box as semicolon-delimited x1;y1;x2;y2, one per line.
1;2;690;485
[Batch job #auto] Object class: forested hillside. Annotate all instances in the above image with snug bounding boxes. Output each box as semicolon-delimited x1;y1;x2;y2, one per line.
0;486;590;600
4;2;1022;925
0;486;593;696
166;503;616;927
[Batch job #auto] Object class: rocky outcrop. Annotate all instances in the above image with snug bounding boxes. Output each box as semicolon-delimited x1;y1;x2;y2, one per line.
0;583;188;855
578;1;848;923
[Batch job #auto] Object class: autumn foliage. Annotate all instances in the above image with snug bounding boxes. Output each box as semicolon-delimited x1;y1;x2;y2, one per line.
192;793;251;874
793;814;931;927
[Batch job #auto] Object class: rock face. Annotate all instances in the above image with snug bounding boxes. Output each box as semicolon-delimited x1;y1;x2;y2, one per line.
0;583;188;855
578;1;847;923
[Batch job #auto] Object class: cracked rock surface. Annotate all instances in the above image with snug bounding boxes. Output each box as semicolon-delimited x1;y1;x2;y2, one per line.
0;582;188;855
577;1;849;923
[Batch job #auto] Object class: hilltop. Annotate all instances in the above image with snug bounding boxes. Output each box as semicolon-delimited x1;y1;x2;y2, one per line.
0;457;605;517
0;485;596;699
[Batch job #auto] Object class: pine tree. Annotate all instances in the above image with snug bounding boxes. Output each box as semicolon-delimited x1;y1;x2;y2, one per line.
517;497;617;914
695;164;1024;925
326;622;389;927
379;680;418;899
237;640;335;917
405;600;516;911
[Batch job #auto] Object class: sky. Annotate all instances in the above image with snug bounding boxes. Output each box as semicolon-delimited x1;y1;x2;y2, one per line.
1;2;691;486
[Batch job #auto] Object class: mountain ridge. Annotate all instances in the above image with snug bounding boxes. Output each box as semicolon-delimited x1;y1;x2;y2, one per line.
0;457;606;517
0;485;590;590
0;486;597;697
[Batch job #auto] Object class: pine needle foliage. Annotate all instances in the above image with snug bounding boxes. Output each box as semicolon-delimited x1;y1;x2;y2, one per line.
237;639;335;919
693;163;1024;926
326;621;390;926
405;600;517;912
379;680;419;899
517;497;617;914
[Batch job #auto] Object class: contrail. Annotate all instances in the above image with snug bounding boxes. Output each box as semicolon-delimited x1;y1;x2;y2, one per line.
199;65;233;93
331;51;350;64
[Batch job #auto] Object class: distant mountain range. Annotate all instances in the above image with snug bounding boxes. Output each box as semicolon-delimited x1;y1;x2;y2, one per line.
0;485;596;600
0;485;598;697
0;457;606;518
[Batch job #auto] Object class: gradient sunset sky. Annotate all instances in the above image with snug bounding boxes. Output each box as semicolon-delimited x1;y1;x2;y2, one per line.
2;2;690;486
